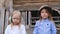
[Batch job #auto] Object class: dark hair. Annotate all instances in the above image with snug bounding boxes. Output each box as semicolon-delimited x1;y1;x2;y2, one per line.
39;6;53;20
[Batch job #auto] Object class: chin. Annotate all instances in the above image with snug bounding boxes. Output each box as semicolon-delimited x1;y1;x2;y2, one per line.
44;17;46;19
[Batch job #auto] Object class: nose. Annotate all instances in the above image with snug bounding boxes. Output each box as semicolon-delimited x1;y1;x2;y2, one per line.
14;19;18;21
43;13;46;15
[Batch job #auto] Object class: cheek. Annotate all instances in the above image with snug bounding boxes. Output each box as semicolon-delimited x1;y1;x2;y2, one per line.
17;20;20;22
12;20;15;22
45;13;48;17
13;20;20;23
41;13;44;17
41;13;48;18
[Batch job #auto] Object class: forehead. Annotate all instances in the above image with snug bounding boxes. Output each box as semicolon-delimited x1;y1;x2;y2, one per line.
12;14;20;18
41;9;47;12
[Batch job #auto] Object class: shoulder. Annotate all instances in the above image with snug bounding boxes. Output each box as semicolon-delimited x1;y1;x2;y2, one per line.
35;20;40;27
6;24;11;28
36;20;41;24
49;20;54;23
36;20;40;23
20;24;25;28
5;24;11;31
49;20;55;25
36;20;40;24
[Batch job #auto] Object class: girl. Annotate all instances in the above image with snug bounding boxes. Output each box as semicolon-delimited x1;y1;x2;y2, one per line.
33;6;57;34
5;10;26;34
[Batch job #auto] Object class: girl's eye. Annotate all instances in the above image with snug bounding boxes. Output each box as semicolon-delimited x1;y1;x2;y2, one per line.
41;11;44;13
41;11;47;14
13;18;20;20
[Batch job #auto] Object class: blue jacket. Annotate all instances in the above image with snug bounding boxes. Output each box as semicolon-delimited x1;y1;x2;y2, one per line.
33;19;57;34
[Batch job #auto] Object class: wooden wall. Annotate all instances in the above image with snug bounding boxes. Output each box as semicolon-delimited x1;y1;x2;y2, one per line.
0;0;13;34
13;0;60;10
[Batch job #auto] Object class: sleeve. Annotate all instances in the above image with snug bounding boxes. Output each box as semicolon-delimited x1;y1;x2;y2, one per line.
50;22;57;34
5;26;10;34
22;25;27;34
33;21;39;34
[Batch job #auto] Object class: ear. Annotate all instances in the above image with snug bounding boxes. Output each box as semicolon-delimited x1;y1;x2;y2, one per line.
9;16;13;23
11;16;13;23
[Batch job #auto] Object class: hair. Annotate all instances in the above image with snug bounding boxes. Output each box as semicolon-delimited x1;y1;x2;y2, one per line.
10;10;22;29
39;6;53;21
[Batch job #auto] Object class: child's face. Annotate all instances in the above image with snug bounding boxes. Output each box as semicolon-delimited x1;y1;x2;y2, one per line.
41;9;49;19
12;14;20;25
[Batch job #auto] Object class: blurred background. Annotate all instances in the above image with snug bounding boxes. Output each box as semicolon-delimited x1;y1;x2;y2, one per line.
0;0;60;34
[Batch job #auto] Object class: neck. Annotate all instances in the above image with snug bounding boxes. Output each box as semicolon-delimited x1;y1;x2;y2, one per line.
42;18;48;20
12;23;20;26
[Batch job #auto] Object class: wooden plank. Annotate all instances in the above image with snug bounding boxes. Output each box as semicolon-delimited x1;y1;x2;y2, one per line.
4;11;10;29
13;0;49;5
49;0;60;2
0;0;5;34
0;8;5;34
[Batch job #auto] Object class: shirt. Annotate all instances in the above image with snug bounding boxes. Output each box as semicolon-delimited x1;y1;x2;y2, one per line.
33;19;57;34
5;24;26;34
